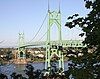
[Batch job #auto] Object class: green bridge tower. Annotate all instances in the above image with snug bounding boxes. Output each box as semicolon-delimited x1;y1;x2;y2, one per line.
45;0;64;72
18;32;26;60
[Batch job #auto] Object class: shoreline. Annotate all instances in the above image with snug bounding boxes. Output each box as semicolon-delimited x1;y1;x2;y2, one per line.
0;58;69;65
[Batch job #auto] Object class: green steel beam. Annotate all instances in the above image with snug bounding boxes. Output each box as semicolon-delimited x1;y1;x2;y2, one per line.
18;33;26;59
20;40;86;48
45;9;64;72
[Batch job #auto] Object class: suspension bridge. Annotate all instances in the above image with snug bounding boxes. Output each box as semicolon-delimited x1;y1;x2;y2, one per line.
17;0;86;74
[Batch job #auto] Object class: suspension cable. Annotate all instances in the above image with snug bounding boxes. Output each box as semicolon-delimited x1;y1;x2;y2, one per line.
38;14;62;42
37;31;47;42
34;0;62;42
28;13;48;43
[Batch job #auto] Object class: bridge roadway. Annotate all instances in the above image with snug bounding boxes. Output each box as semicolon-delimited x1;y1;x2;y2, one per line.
19;40;86;48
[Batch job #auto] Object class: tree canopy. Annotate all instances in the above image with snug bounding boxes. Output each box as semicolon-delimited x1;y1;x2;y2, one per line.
65;0;100;79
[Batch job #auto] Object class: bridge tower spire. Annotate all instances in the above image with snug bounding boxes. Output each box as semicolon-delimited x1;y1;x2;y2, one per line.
17;32;26;63
45;0;64;73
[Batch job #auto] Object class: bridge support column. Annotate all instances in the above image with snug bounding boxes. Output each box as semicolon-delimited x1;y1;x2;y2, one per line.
58;46;64;71
17;33;26;64
45;8;64;74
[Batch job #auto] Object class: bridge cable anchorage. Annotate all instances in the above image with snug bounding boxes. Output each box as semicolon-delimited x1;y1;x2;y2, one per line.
28;13;48;43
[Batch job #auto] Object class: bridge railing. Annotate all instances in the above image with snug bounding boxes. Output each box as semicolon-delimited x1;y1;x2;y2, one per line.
19;40;86;48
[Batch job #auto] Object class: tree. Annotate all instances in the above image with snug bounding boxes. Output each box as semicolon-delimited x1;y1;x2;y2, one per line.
25;64;35;79
0;73;8;79
65;0;100;79
6;51;12;60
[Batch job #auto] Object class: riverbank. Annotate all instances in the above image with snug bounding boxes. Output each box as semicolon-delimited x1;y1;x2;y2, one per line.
0;57;69;65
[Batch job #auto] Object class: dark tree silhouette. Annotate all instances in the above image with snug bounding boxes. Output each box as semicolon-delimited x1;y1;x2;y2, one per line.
10;72;16;79
0;73;8;79
25;64;35;79
65;0;100;79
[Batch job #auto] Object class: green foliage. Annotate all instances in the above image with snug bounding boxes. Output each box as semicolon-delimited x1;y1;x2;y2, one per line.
25;64;35;79
65;0;100;79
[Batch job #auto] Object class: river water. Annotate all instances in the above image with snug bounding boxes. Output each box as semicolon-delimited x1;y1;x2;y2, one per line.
0;61;70;79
